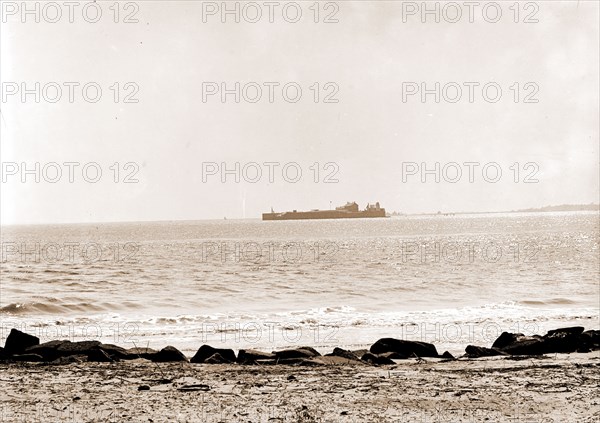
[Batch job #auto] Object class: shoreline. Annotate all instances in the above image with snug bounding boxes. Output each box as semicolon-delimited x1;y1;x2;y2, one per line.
1;326;599;422
2;206;598;227
3;314;598;359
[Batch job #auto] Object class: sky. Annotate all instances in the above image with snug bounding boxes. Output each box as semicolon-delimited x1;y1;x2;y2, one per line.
1;0;598;224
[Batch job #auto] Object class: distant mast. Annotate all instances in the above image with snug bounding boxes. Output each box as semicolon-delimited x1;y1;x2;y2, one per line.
242;190;246;219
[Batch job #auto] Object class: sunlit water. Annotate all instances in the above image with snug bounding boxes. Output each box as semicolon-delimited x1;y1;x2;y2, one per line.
1;211;598;355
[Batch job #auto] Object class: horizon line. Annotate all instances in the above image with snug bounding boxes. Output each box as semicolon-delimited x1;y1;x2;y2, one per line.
1;204;598;227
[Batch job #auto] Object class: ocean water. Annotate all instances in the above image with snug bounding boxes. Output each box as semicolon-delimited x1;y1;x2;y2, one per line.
1;212;598;356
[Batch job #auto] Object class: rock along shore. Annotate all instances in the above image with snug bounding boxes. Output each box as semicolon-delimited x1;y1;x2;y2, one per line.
1;326;598;366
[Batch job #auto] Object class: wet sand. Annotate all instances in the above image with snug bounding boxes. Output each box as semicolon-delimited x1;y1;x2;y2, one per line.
1;353;599;422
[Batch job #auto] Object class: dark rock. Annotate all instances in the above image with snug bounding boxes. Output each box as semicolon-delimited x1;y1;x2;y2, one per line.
87;348;113;362
299;346;320;356
491;332;547;355
11;353;44;362
360;352;395;365
465;345;508;358
580;330;600;350
369;338;438;358
546;326;584;337
97;344;132;360
287;375;297;381
491;332;524;350
378;351;408;360
441;351;455;360
236;349;275;364
25;340;67;361
204;353;229;364
4;329;39;354
500;335;546;355
325;347;360;361
138;385;150;391
151;346;187;362
57;340;101;355
191;345;235;364
125;347;158;360
95;344;155;361
542;329;585;353
0;347;8;361
272;347;321;360
493;328;594;355
25;340;112;361
352;349;368;358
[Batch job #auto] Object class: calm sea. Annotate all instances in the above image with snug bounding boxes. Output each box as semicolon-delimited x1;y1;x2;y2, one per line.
1;212;598;355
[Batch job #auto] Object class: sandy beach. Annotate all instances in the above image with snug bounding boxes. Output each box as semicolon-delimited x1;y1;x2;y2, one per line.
1;353;599;423
2;0;599;421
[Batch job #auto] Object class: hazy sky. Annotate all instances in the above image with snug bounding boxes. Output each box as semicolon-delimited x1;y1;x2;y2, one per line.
1;1;598;224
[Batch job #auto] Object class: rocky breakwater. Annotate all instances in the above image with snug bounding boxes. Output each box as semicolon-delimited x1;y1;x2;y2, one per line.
0;329;185;364
464;326;600;358
1;326;598;366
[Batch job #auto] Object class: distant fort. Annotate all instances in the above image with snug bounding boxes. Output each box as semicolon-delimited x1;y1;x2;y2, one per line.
262;202;386;221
